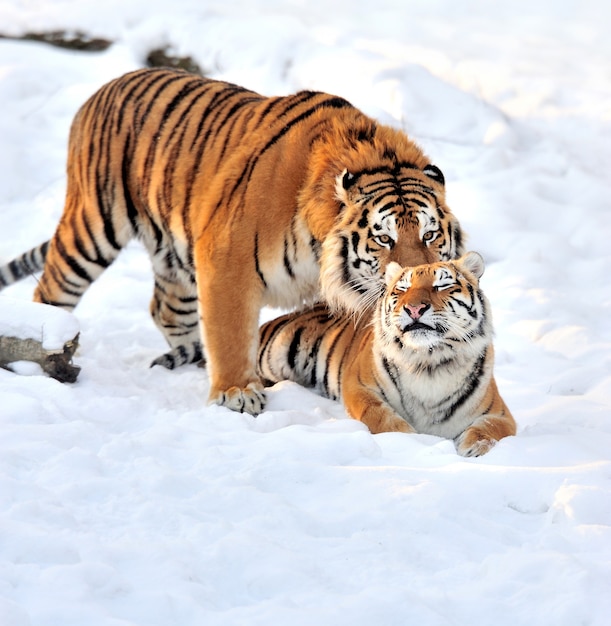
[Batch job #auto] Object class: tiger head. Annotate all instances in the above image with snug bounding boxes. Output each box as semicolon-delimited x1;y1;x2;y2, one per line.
377;251;492;356
318;162;464;313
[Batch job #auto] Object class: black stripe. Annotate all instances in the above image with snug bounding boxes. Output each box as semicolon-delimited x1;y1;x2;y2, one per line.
357;209;369;228
36;298;74;309
286;306;333;388
283;239;295;279
348;163;419;181
254;234;267;288
402;191;436;208
203;92;259;150
359;177;397;193
139;75;194;192
166;322;199;334
335;331;356;392
381;356;412;418
7;259;26;281
4;244;48;286
148;217;165;254
192;342;204;363
256;90;324;129
163;301;198;316
367;186;401;202
48;260;82;291
160;85;211;152
287;326;304;370
116;69;167;131
40;240;50;260
381;356;399;387
254;97;351;169
310;236;321;261
189;86;243;151
195;95;352;237
98;89;119;218
92;175;121;251
339;235;350;284
438;350;488;423
322;318;352;397
481;397;496;417
213;97;263;164
161;80;203;127
223;97;352;213
72;230;110;270
350;231;361;266
447;294;473;316
121;132;139;233
182;88;251;242
74;211;112;269
371;370;391;404
140;73;188;127
55;237;93;283
258;317;288;373
307;334;324;388
87;76;123;157
452;222;464;257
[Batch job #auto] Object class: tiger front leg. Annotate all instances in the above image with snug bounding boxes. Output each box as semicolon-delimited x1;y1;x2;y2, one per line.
196;251;266;416
454;411;516;457
343;385;415;435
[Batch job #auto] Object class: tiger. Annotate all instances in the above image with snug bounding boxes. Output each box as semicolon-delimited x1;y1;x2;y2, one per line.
258;252;516;456
0;67;464;415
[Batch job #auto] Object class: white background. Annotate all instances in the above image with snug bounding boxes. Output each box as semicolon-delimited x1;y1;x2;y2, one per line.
0;1;610;624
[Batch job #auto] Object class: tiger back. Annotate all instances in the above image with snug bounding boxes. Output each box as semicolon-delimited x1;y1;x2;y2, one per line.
258;252;516;456
0;68;464;415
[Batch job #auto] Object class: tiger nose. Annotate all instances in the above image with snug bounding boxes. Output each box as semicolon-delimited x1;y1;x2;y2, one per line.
394;244;437;267
405;303;430;320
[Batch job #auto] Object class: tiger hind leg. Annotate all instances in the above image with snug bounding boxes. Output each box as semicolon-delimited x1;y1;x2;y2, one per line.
34;202;130;310
149;274;204;370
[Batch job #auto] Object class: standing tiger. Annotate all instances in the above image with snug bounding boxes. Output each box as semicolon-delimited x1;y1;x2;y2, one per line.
0;67;464;415
258;252;516;456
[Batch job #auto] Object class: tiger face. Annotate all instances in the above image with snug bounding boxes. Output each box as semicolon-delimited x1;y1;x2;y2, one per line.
379;251;491;354
320;164;463;313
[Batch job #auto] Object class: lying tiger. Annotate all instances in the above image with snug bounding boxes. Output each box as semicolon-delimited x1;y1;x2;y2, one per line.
258;251;516;456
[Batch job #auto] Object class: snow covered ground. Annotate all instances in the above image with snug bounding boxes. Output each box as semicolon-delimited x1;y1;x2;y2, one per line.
1;1;610;624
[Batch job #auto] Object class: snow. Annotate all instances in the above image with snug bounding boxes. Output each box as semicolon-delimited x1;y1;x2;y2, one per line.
1;1;610;625
0;296;79;350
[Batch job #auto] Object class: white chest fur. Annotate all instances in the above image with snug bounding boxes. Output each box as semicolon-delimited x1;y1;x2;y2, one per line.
261;216;321;310
375;339;493;440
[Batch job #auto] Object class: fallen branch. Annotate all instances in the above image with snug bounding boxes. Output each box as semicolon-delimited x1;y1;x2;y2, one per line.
0;297;81;383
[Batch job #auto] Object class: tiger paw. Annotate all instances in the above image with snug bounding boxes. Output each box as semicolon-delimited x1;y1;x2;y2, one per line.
150;342;204;370
380;414;415;434
455;430;497;457
210;382;266;416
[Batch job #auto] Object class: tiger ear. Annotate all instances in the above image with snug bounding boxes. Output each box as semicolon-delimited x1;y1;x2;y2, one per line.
458;251;485;280
335;169;355;203
342;169;356;189
384;261;404;287
423;164;445;186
